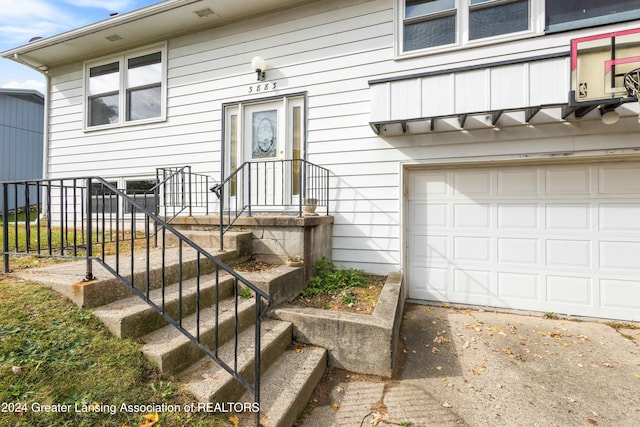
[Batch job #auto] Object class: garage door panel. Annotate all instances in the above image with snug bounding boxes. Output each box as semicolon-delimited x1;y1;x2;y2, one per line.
409;171;449;198
546;167;591;195
546;240;591;268
545;204;591;230
598;165;640;194
453;269;491;297
600;241;640;270
546;276;592;305
454;237;491;262
454;170;491;196
408;163;640;321
454;203;490;228
497;168;539;196
425;236;448;263
497;204;538;229
497;272;539;300
409;266;448;298
498;238;538;264
599;204;640;231
600;278;640;309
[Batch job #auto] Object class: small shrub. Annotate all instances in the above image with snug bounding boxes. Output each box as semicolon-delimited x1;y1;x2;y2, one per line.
239;286;252;299
302;257;368;298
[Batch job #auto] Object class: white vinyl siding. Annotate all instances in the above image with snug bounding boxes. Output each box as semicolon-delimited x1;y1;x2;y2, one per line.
44;0;640;285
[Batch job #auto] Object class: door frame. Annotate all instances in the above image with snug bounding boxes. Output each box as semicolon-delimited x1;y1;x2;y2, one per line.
221;92;308;186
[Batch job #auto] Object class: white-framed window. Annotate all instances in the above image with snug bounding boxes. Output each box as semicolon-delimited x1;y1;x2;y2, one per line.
84;43;166;129
398;0;542;55
545;0;640;33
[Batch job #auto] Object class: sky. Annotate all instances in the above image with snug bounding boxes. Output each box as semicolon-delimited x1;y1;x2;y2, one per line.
0;0;159;93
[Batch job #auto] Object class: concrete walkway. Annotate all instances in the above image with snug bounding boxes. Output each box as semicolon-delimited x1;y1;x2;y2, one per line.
299;303;640;427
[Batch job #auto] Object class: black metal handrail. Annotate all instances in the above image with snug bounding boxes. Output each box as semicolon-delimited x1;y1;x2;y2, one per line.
2;177;269;425
154;166;213;220
215;159;330;251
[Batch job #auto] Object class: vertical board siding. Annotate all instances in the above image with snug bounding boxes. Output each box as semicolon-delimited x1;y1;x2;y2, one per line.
0;92;44;211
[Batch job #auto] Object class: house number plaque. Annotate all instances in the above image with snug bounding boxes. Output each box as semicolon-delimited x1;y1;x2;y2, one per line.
248;81;277;94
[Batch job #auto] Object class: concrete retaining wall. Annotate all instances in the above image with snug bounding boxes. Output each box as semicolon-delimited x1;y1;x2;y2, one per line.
271;272;404;378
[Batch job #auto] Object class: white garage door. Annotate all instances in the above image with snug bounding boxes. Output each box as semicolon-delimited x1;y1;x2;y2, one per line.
407;162;640;321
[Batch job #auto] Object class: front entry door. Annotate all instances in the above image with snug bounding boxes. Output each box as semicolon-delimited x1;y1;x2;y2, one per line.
244;102;285;207
224;96;304;211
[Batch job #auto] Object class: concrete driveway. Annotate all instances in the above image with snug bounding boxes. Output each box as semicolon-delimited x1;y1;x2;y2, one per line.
298;303;640;427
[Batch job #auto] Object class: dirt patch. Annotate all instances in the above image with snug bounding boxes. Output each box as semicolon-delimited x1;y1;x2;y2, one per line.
232;258;280;273
291;275;386;314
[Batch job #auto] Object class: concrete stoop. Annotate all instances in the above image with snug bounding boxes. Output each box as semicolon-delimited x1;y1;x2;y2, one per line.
10;223;332;426
76;229;326;427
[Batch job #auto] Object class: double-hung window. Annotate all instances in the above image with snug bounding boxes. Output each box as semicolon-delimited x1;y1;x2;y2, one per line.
86;44;166;129
400;0;535;54
545;0;640;33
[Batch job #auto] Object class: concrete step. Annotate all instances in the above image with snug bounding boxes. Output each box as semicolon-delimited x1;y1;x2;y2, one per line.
140;296;259;375
163;230;253;257
91;273;236;339
240;265;305;306
245;346;327;427
177;319;292;403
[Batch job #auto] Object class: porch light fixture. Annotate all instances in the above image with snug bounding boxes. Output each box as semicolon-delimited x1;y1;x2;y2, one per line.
600;104;619;125
251;56;266;81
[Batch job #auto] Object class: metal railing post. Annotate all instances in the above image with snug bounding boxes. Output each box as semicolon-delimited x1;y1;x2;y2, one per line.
188;166;193;216
301;160;308;218
247;165;252;217
3;183;9;273
84;177;94;281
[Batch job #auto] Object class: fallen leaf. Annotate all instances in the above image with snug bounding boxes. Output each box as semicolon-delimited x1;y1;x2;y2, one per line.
431;347;440;354
441;377;447;382
295;348;303;353
592;411;600;417
229;415;240;426
442;401;453;408
602;363;613;368
332;403;340;410
143;413;159;422
434;336;451;344
370;411;383;426
471;369;481;376
587;418;598;425
436;366;443;371
504;349;512;355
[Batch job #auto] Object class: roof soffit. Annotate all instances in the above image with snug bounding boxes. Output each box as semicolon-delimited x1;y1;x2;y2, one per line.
1;0;305;69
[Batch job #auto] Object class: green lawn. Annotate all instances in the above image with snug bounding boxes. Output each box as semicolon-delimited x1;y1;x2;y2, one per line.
0;226;233;426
